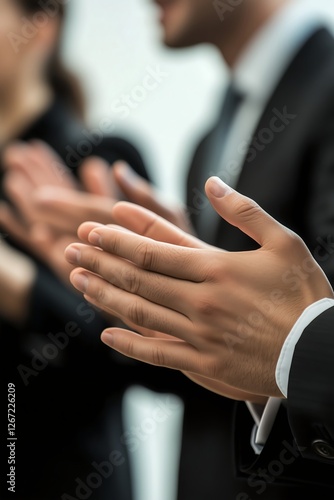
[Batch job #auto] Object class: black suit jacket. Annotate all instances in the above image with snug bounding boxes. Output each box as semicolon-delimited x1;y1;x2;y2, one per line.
179;27;334;498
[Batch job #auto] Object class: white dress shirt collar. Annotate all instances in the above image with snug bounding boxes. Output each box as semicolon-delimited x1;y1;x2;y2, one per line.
231;1;326;104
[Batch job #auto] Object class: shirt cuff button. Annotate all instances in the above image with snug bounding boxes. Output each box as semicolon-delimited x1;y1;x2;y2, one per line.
312;439;334;459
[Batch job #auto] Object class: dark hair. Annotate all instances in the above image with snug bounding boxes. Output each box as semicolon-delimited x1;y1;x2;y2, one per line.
17;0;85;120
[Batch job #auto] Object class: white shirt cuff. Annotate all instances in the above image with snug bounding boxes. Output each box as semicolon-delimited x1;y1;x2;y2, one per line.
247;398;282;454
275;298;334;397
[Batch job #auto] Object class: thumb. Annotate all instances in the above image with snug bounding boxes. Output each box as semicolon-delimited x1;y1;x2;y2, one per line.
205;177;286;248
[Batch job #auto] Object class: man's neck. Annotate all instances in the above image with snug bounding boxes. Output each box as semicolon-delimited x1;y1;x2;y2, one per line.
216;0;291;68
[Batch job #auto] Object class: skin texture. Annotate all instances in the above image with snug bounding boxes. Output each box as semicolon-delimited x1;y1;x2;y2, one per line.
64;177;334;400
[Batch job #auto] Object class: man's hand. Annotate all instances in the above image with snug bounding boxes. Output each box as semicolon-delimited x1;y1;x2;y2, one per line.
65;177;334;399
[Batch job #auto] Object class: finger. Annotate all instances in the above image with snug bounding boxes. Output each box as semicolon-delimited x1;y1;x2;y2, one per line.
205;177;289;248
113;162;152;201
80;156;117;197
4;141;74;187
69;268;193;338
101;328;201;372
78;221;130;243
28;140;78;188
86;225;209;280
33;188;116;232
3;172;37;222
0;202;30;246
65;242;193;313
112;201;207;248
2;142;30;171
114;162;168;211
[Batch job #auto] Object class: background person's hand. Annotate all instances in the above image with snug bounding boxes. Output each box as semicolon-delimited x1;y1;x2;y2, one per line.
2;140;79;190
113;161;194;234
66;177;334;399
0;141;117;282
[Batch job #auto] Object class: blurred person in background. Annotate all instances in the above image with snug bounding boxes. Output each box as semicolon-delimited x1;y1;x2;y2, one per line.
0;1;150;499
2;0;334;499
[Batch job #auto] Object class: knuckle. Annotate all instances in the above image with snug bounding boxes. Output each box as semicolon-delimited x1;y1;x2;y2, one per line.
135;241;156;269
121;267;140;294
127;301;145;326
94;283;107;304
286;230;304;248
204;254;228;281
194;295;218;317
278;227;305;254
151;346;166;366
86;249;102;274
103;233;119;254
124;338;136;359
233;197;261;222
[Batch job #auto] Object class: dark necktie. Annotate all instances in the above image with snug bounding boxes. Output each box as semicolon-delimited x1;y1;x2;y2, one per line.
195;84;244;244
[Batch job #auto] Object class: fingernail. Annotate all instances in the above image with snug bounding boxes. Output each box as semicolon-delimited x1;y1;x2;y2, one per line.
71;273;88;293
88;231;102;246
101;329;114;347
117;163;139;188
207;177;233;198
65;246;81;264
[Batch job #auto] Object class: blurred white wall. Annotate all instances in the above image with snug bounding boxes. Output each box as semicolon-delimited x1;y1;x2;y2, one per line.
62;0;334;202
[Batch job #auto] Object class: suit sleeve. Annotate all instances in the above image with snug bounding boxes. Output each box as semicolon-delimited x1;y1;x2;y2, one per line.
287;306;334;463
305;98;334;286
233;306;334;487
235;102;334;484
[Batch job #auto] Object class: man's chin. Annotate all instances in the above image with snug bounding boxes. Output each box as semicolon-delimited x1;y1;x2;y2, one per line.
161;30;201;49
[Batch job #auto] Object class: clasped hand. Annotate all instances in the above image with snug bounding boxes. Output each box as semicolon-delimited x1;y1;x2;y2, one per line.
65;177;334;401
